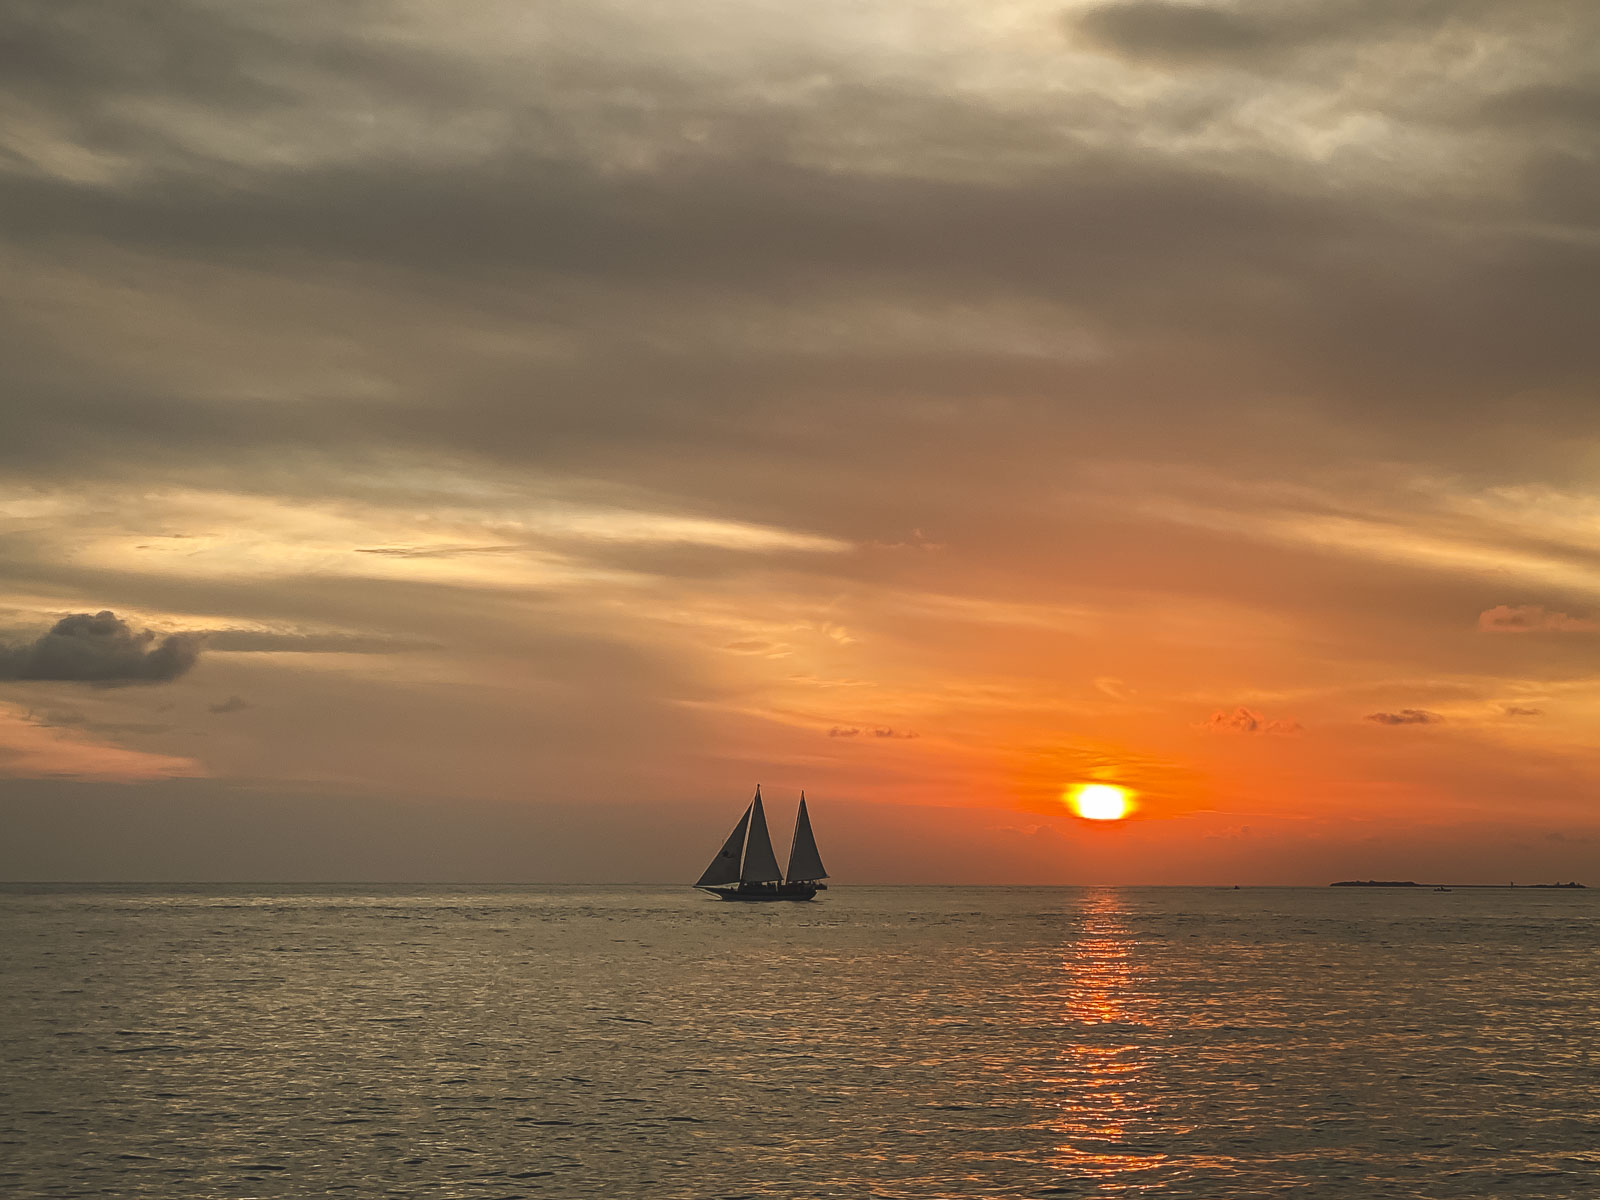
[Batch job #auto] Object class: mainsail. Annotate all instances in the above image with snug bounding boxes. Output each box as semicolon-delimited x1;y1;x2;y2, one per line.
694;804;750;887
785;793;828;882
739;789;784;883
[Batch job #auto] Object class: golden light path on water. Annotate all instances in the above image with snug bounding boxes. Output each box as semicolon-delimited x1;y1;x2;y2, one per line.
1050;890;1169;1183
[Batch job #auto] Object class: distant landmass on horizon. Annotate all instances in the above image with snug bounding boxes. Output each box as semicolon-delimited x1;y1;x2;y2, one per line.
1331;880;1586;888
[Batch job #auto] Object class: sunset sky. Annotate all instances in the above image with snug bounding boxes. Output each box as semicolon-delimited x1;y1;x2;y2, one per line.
3;0;1598;883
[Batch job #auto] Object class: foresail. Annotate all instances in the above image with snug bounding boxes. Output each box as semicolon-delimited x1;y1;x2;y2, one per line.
695;804;750;887
785;794;829;882
740;790;784;883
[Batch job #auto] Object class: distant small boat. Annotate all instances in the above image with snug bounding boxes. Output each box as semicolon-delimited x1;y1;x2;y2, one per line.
695;787;828;901
1433;886;1452;892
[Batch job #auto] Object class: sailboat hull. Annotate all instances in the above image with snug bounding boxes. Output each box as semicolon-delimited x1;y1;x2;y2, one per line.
700;882;819;901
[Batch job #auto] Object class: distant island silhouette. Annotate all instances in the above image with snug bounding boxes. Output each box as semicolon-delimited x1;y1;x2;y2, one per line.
1331;880;1585;888
1332;880;1420;887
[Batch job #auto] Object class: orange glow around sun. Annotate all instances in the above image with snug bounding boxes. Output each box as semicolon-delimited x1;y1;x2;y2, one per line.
1067;783;1132;821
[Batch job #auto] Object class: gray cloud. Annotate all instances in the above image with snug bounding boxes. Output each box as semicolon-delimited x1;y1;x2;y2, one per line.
0;612;201;684
27;707;173;735
0;0;1592;520
1075;2;1282;63
1366;709;1444;726
1479;84;1600;131
208;695;253;714
5;145;1592;504
1073;1;1591;69
0;0;476;166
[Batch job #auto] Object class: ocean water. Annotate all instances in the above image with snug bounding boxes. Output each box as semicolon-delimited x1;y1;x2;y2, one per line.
2;885;1597;1199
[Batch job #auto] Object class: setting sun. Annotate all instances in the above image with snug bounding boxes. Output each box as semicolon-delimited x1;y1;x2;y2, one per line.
1067;784;1132;821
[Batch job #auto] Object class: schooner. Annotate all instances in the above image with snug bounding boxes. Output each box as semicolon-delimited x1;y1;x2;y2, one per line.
694;787;829;901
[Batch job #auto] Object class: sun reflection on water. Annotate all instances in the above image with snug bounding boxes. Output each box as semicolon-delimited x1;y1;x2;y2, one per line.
1049;890;1170;1183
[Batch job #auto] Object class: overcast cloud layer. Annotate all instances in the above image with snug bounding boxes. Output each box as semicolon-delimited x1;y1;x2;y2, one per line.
2;1;1598;882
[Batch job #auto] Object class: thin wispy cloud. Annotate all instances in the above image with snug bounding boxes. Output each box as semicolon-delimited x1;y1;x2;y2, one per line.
1478;605;1599;634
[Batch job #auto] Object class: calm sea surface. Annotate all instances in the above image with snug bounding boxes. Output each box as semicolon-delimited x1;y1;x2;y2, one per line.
2;885;1597;1198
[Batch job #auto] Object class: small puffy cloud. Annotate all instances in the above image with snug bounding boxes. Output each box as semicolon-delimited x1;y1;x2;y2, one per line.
829;725;917;739
828;726;860;738
870;727;918;739
1366;709;1443;726
1204;707;1301;734
1478;604;1598;633
208;695;253;714
0;612;201;685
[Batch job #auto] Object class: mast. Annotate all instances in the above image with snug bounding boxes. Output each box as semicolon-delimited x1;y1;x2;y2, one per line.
695;800;751;887
739;787;784;883
784;792;829;883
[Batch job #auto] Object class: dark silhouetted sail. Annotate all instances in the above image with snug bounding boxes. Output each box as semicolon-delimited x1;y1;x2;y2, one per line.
695;804;750;887
785;793;828;882
740;789;783;883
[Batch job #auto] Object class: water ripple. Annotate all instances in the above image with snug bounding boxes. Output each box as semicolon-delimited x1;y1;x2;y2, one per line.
2;884;1597;1198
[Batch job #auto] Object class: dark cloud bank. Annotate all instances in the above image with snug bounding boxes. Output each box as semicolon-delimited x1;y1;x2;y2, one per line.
0;0;1588;573
0;612;201;684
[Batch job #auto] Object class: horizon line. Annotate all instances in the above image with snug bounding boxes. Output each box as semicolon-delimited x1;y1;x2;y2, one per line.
0;879;1588;889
